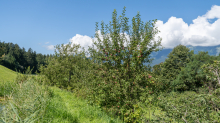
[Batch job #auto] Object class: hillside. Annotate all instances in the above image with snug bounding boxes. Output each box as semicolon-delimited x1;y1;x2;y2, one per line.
0;65;125;123
0;65;20;83
144;44;220;68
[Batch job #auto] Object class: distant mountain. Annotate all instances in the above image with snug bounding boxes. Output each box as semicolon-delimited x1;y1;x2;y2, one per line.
144;44;220;68
84;44;220;71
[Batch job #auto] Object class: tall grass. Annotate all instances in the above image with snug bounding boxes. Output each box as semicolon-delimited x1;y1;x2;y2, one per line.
0;71;125;122
0;79;49;122
0;80;16;101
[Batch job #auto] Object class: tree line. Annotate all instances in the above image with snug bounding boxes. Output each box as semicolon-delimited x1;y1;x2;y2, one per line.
0;41;55;74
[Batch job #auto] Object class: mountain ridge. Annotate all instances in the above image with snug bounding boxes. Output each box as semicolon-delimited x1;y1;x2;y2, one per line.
145;44;220;67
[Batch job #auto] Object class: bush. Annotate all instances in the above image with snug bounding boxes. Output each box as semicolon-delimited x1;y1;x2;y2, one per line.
155;91;220;122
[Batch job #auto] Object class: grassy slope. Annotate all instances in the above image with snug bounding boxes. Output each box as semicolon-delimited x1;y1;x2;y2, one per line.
0;65;20;102
0;65;19;82
0;65;124;123
46;87;124;123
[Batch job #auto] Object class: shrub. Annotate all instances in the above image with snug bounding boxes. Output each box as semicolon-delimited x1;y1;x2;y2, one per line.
155;91;220;122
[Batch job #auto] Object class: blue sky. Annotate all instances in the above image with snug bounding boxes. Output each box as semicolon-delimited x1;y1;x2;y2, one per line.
0;0;220;56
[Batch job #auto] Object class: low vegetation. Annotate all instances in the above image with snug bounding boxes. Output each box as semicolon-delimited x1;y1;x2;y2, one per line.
1;63;220;122
0;65;125;123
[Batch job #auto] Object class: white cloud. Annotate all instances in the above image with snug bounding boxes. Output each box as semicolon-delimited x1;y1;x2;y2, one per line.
154;5;220;49
45;42;49;44
67;31;134;57
44;45;54;50
66;5;220;57
69;34;94;53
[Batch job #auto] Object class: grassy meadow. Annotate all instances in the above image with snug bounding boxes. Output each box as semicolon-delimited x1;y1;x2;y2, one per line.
0;64;220;122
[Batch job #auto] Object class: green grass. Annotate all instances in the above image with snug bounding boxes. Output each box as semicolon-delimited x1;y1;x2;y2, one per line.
44;86;124;123
0;65;19;82
0;79;48;122
0;65;19;102
0;65;124;122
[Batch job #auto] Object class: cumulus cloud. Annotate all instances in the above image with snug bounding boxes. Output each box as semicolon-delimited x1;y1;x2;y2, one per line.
66;5;220;57
69;34;94;54
154;5;220;49
67;31;134;57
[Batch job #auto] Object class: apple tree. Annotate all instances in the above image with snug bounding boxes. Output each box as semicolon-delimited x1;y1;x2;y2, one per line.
86;6;164;122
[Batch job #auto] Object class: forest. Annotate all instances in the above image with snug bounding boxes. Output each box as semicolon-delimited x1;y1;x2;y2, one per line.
0;41;54;74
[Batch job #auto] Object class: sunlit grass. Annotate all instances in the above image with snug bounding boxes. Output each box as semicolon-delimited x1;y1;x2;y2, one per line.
0;65;20;82
44;86;124;123
0;77;125;123
0;65;125;122
0;65;18;103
